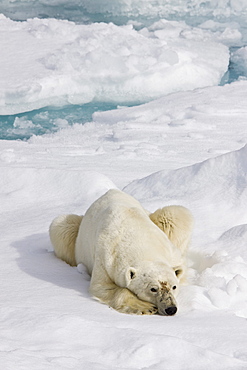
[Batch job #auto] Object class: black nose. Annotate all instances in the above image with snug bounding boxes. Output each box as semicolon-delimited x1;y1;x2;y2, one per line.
165;306;177;316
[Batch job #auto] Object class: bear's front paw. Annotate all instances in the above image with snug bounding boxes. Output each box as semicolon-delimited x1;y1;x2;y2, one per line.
119;301;158;315
139;303;158;315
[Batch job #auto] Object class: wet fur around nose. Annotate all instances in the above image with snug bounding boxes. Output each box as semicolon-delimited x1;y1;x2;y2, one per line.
157;281;177;315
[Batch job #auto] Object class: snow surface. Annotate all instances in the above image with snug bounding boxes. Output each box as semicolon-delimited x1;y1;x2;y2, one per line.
1;79;247;369
1;1;247;369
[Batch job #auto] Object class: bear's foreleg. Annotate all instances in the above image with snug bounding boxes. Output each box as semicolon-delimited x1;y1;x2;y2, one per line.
90;268;157;315
109;286;158;315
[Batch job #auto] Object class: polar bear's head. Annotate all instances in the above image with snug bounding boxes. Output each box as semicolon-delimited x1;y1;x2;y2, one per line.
126;261;183;316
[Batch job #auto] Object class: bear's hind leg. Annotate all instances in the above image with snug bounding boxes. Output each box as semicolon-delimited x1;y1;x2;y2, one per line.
149;205;193;255
49;214;83;266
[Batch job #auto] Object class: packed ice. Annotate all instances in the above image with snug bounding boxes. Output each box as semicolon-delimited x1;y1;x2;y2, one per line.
0;15;230;115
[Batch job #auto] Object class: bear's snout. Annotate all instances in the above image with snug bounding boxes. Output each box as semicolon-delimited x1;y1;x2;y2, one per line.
165;306;177;316
158;305;177;316
158;306;177;316
157;282;178;316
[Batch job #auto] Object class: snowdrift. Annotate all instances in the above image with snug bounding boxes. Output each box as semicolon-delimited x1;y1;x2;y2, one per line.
1;167;116;212
125;144;247;242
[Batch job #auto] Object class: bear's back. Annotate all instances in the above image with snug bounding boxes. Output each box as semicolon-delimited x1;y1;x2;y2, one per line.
75;189;182;274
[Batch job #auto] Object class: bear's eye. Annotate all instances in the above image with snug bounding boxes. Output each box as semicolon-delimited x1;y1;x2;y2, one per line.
172;286;177;290
150;287;158;293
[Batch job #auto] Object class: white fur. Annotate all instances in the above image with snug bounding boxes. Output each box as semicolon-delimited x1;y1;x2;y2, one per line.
49;214;83;266
49;189;193;315
149;205;194;254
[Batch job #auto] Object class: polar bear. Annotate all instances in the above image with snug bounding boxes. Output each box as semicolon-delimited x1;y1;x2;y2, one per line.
49;189;193;315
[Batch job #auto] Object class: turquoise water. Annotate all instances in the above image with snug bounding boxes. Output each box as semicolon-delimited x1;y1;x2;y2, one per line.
0;102;118;141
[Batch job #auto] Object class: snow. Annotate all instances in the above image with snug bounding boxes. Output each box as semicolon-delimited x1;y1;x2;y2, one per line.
124;143;247;241
1;79;247;368
1;1;247;369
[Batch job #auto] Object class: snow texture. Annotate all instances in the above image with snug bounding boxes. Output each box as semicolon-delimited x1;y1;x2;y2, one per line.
1;1;247;369
1;81;247;369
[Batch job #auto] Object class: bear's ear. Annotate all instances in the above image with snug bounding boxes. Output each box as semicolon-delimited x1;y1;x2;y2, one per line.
173;267;183;279
126;267;137;286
